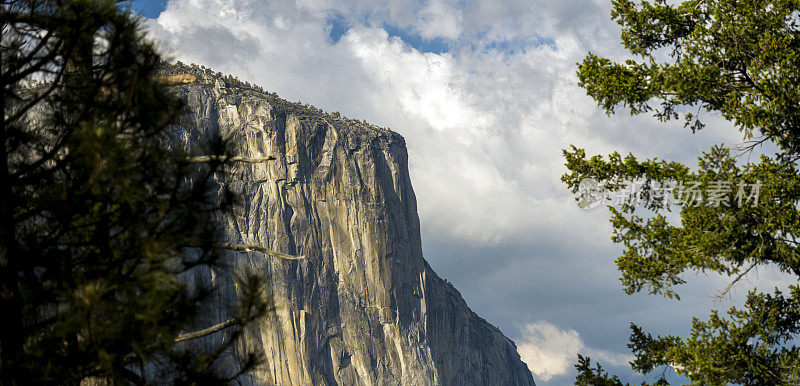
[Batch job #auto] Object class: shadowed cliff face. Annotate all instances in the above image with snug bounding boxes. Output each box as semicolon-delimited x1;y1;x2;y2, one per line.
163;63;535;386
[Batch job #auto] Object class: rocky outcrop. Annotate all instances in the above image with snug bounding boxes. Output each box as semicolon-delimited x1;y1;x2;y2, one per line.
162;63;535;386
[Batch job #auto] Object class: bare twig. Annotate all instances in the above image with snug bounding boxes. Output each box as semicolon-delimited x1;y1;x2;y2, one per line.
716;262;758;299
679;0;707;17
735;136;772;158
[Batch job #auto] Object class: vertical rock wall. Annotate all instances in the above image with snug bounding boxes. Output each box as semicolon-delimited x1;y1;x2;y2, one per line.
165;64;535;386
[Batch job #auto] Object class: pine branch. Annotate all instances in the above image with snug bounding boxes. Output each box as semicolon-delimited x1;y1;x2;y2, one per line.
175;317;239;343
155;73;197;85
214;242;304;260
184;155;276;164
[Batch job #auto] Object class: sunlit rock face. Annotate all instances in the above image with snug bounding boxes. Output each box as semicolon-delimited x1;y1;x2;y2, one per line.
162;63;535;386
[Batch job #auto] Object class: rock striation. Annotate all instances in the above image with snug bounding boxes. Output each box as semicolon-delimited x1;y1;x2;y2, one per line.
162;63;535;386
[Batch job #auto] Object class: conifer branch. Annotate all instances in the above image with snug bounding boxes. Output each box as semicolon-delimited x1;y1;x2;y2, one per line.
175;317;239;343
156;73;197;85
184;155;276;164
213;242;304;260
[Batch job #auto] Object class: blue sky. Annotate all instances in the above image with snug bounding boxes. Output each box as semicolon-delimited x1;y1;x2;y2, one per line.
128;0;166;19
136;1;794;384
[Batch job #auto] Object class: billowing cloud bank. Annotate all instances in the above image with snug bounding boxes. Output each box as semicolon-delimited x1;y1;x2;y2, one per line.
518;321;632;381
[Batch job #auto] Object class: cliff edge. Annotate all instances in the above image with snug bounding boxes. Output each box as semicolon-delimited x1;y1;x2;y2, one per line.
162;63;535;386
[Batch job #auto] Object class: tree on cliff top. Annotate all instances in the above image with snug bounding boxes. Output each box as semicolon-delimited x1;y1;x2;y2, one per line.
565;0;800;384
0;0;288;383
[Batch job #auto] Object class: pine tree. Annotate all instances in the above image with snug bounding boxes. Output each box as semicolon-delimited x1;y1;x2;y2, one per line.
0;0;291;383
566;0;800;384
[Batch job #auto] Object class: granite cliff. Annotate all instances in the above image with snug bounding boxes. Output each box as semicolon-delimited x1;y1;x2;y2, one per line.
162;63;535;386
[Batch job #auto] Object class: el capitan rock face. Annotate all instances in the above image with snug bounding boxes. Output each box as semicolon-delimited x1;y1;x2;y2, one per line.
163;63;535;386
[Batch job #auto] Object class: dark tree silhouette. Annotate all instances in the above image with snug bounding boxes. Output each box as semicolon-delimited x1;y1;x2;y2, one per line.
0;0;294;383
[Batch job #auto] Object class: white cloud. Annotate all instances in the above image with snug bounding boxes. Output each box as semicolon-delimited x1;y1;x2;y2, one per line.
517;320;632;382
416;0;462;39
517;321;583;381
